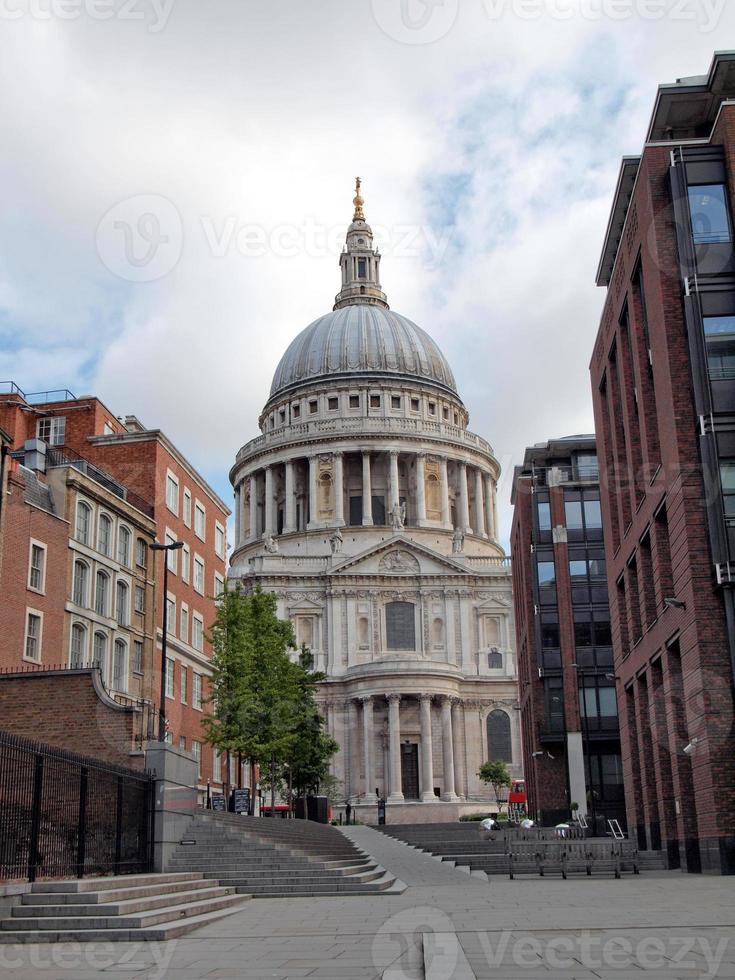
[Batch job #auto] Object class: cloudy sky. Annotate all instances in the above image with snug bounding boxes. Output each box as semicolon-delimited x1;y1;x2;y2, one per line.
1;0;732;545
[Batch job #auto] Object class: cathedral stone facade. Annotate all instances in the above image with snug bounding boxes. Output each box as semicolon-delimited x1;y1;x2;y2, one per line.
229;183;521;820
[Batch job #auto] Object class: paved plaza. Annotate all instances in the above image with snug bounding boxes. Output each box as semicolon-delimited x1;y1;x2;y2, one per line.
2;827;734;980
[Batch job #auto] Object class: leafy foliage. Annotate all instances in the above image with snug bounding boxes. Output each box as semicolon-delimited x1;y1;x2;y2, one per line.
478;759;512;804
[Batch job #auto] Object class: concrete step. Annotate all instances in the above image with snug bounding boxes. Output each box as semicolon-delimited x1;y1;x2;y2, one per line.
22;877;211;906
15;885;234;918
202;863;378;880
29;873;203;894
3;891;247;932
0;901;252;944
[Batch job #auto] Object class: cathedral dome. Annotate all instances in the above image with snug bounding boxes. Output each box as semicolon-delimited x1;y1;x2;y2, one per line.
269;304;458;400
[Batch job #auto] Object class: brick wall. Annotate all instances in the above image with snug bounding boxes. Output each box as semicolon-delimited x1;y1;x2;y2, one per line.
0;669;144;769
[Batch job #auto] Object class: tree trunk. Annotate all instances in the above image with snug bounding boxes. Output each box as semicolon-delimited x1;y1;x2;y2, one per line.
270;750;276;814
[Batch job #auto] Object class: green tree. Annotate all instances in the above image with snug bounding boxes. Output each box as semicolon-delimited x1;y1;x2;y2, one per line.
236;587;298;813
202;582;250;802
285;645;339;800
478;760;511;811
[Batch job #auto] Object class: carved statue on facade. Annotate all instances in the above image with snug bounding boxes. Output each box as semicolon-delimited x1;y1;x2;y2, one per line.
390;500;406;530
264;534;279;554
329;528;343;555
452;527;465;554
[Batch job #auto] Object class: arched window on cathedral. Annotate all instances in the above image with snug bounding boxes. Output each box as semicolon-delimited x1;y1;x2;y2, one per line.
385;601;416;651
488;648;503;669
487;709;512;763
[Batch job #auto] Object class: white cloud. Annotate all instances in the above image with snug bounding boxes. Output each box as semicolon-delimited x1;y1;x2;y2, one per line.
1;1;734;541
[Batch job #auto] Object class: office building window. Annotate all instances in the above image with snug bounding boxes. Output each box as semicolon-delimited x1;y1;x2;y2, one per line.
193;672;203;709
97;514;112;557
36;416;65;445
165;657;175;698
117;526;131;567
688;184;732;244
166;472;179;514
75;501;92;546
133;640;143;674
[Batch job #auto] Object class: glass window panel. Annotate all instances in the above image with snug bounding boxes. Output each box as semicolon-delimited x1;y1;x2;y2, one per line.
588;558;606;578
598;686;618;718
582;686;597;718
569;559;588;580
574;621;593;647
537;561;555;586
537;501;551;531
565;501;584;530
541;623;560;648
594;620;612;646
575;454;599;480
688;184;732;244
584;499;602;529
486;710;512;763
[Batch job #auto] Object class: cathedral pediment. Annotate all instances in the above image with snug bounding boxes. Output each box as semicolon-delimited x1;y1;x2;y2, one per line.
330;535;474;577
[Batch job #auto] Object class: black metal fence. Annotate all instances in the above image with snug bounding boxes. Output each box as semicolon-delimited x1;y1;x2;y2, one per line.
0;731;154;882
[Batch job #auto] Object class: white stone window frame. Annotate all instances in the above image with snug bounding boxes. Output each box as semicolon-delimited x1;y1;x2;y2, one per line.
112;636;129;694
165;656;176;700
166;591;176;634
214;571;225;598
69;619;88;667
308;397;319;416
389;393;402;413
97;510;114;558
75;497;94;547
214;520;226;559
180;662;188;704
132;639;144;675
24;607;44;663
183;488;192;528
193;553;205;596
180;602;189;644
347;391;361;412
181;544;191;584
27;538;47;594
165;469;180;516
194;499;206;542
72;557;91;608
192;612;204;652
327;394;339;413
164;528;178;574
409;396;421;415
115;575;132;628
382;599;419;654
192;671;203;710
117;523;132;568
368;391;382;411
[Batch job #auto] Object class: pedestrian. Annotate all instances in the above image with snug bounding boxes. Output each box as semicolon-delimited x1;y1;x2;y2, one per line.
345;802;352;825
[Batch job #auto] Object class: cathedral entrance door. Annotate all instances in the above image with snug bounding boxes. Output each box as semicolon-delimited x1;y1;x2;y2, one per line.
401;743;419;800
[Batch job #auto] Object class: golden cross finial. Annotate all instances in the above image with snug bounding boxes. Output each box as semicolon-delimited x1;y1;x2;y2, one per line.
353;176;365;221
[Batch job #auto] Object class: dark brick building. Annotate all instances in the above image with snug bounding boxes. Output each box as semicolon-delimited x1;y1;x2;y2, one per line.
512;436;624;830
590;52;735;874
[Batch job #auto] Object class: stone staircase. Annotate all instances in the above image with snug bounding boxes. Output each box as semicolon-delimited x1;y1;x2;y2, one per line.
0;872;251;943
377;822;668;876
168;811;404;897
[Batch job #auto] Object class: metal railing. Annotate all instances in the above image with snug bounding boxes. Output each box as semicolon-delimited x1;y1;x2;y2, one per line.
109;693;157;748
0;381;77;403
0;731;154;882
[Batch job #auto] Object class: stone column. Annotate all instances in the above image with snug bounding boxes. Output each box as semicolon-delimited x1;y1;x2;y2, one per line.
362;451;373;526
234;485;241;544
283;461;296;534
347;699;359;801
440;457;451;528
389;451;400;512
441;697;459;801
419;694;435;802
484;474;495;540
249;473;258;540
361;696;376;802
416;452;427;525
451;699;465;799
334;452;344;526
474;468;487;537
458;462;471;533
264;466;275;536
387;694;404;802
308;456;318;528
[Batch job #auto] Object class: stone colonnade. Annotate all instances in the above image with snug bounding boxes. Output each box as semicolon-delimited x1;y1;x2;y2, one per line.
234;449;498;543
356;693;466;804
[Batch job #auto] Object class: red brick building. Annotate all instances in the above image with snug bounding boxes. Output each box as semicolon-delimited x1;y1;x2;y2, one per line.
511;436;624;831
590;53;735;874
0;383;230;799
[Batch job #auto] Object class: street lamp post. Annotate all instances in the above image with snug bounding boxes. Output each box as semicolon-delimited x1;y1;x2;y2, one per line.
150;539;184;741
